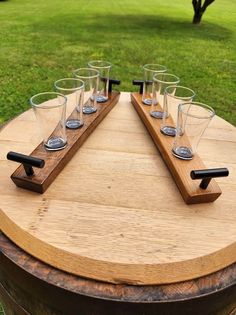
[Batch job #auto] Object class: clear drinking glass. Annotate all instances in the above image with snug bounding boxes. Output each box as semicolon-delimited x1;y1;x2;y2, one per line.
73;68;99;114
161;85;196;137
142;64;167;105
150;73;180;119
30;92;67;151
88;60;112;103
172;102;215;160
54;78;84;129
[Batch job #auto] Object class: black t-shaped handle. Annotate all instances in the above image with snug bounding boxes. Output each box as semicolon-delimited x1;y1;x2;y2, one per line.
132;80;144;94
7;151;45;177
108;79;121;93
190;168;229;189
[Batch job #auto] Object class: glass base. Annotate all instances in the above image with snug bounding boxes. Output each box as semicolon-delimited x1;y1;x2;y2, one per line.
44;137;67;151
172;146;193;160
161;126;176;137
66;119;84;129
142;98;152;106
97;95;108;103
83;107;97;114
150;111;163;119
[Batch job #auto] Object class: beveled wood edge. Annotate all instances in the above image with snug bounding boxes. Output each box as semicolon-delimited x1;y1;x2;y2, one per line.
0;231;236;303
0;104;38;134
229;307;236;315
1;211;236;286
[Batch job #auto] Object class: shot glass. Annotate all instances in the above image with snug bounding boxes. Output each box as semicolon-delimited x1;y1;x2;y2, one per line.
150;73;180;119
161;85;196;137
172;102;215;160
88;60;112;103
30;92;67;151
142;64;167;105
54;78;84;129
73;68;99;114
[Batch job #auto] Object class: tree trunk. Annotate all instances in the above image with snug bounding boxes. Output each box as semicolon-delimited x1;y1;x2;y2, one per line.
192;0;215;24
192;11;203;24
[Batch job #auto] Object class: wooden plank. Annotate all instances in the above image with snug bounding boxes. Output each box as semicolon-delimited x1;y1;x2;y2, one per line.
10;92;120;193
131;92;222;204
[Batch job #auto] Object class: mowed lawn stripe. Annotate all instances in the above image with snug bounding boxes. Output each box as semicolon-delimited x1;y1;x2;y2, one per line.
0;0;235;125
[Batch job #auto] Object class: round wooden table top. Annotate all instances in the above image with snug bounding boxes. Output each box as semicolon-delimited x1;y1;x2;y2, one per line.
0;92;236;285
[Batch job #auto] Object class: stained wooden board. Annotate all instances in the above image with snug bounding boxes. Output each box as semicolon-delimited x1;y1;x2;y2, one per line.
0;92;236;285
131;92;223;204
10;91;120;193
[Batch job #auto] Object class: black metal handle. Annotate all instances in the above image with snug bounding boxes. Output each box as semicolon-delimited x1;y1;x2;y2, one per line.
132;80;144;94
7;151;45;177
108;79;121;93
190;168;229;189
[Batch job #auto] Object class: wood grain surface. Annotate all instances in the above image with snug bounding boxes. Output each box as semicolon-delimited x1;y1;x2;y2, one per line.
0;92;236;285
131;92;222;204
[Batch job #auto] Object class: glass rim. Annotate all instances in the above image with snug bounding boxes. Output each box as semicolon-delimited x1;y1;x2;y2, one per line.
73;67;100;79
30;92;67;109
54;78;84;92
88;60;112;69
153;73;180;84
165;85;196;100
143;63;167;72
178;102;215;119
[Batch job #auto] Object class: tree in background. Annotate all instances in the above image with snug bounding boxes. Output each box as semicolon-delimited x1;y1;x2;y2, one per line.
192;0;215;24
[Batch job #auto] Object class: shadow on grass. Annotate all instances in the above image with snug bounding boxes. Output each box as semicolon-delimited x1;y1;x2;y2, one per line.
30;13;232;43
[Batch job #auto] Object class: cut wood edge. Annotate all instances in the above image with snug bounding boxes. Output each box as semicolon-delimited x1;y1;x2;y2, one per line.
1;209;235;286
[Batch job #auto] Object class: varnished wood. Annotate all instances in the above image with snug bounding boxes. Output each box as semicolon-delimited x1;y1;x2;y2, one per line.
0;92;236;286
0;232;236;315
131;92;222;204
10;91;120;193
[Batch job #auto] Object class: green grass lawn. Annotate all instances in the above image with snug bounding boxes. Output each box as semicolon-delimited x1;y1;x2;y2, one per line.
0;2;235;313
0;304;4;315
0;0;235;126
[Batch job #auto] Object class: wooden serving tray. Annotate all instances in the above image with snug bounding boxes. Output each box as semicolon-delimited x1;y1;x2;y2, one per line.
131;92;222;204
10;91;120;193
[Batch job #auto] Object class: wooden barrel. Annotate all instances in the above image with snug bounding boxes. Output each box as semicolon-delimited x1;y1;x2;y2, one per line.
0;232;236;315
0;92;236;314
